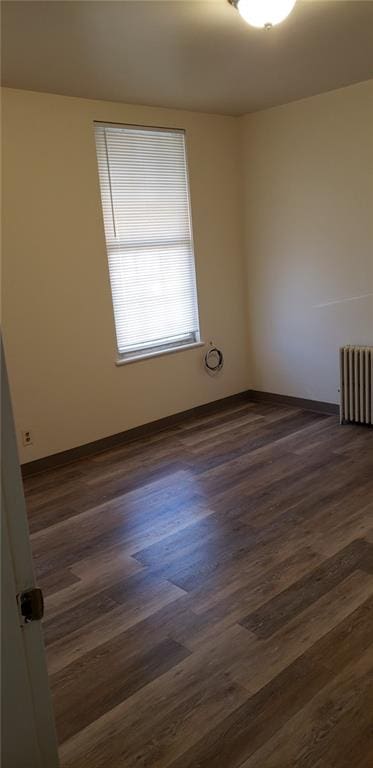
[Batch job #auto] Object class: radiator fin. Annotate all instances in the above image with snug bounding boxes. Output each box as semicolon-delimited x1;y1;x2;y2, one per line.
340;345;373;425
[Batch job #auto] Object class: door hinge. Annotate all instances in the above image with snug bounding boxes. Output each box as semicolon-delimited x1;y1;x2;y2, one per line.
17;587;44;623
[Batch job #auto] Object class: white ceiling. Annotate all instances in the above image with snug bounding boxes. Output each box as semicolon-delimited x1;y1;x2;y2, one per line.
2;1;373;115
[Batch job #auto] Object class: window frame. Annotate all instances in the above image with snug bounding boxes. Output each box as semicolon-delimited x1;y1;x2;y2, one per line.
94;121;202;364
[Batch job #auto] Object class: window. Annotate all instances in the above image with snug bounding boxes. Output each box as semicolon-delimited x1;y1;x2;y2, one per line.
95;123;201;362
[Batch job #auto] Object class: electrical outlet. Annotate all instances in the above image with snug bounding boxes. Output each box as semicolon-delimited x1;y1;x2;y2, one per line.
22;430;33;447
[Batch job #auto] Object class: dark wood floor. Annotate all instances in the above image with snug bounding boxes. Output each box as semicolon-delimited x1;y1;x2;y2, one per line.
23;399;373;768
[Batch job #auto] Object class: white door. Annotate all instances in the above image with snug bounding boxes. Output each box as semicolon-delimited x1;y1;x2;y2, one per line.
1;341;59;768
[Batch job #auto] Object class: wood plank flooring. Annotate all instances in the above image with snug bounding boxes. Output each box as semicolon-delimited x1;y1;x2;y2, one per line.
23;400;373;767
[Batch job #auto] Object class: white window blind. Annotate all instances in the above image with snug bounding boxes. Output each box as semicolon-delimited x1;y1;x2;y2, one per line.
95;122;200;360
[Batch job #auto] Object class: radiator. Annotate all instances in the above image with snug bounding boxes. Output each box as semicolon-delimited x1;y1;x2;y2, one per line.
340;346;373;425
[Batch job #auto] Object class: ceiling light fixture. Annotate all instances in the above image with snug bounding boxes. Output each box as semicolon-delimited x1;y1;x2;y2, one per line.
229;0;297;30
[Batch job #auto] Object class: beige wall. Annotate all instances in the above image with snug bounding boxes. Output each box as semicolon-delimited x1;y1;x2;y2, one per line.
243;80;373;405
3;81;373;463
2;88;249;463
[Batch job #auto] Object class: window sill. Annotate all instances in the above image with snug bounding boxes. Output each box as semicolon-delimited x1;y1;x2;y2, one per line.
115;340;205;366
